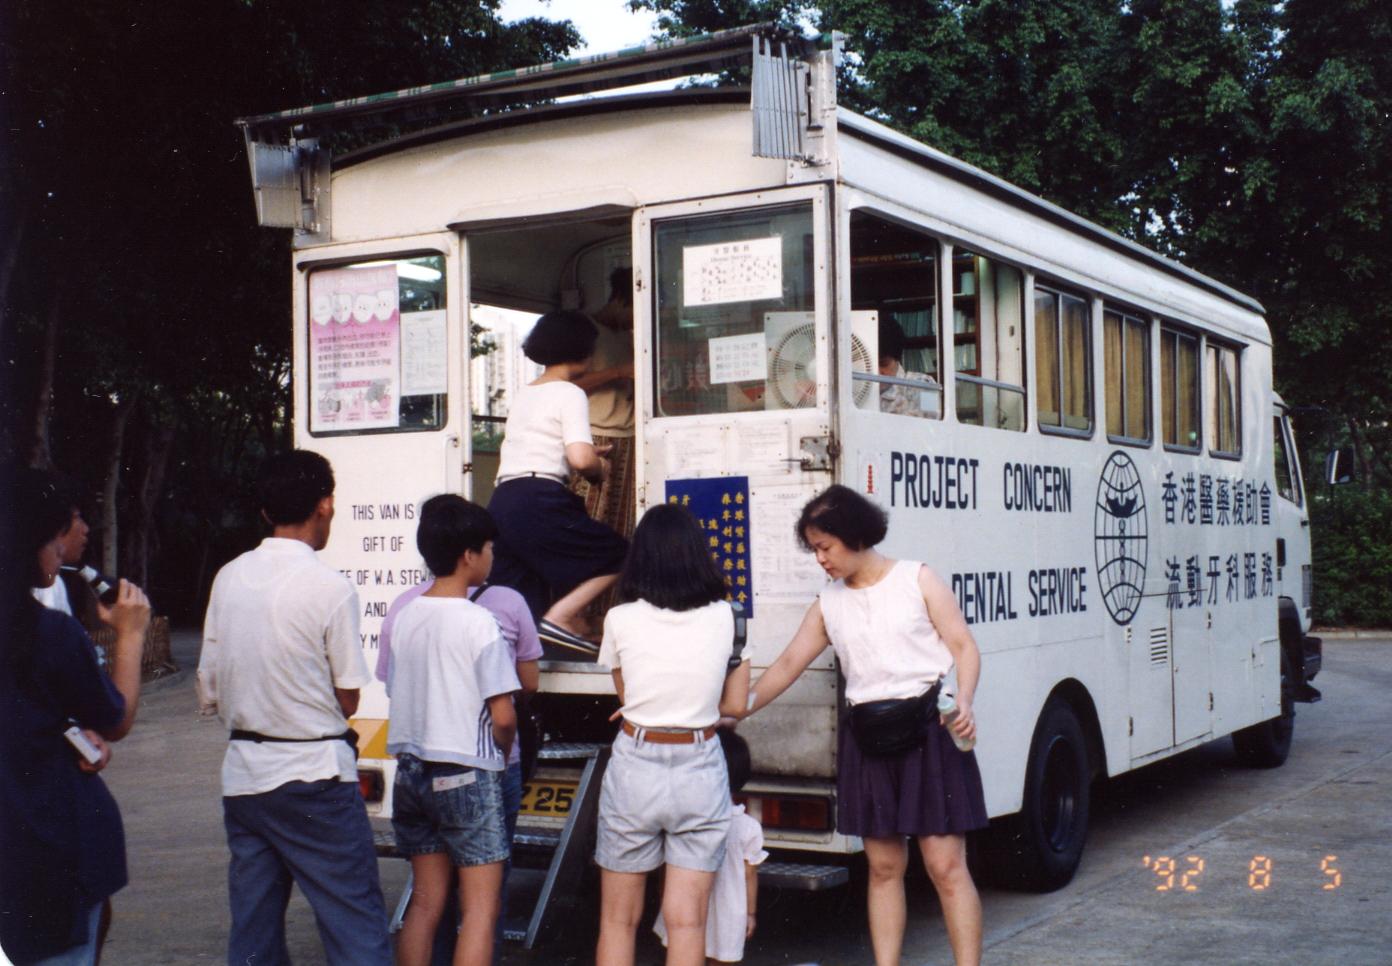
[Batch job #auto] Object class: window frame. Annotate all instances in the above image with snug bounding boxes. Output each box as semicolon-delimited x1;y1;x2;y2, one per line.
1272;412;1303;507
1160;323;1202;454
1103;303;1153;448
1033;280;1094;439
950;244;1027;433
305;250;451;439
846;208;945;420
1206;338;1243;460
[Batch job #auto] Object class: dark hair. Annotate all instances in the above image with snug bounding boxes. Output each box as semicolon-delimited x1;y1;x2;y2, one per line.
16;468;79;586
258;450;335;526
608;267;633;307
417;494;497;577
796;484;888;552
522;309;599;366
877;315;907;363
618;503;729;612
719;729;752;793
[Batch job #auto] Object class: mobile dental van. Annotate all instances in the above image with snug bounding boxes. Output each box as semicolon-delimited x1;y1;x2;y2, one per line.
238;24;1321;932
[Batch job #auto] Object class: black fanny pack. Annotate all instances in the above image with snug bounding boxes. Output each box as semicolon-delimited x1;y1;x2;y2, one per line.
848;681;941;758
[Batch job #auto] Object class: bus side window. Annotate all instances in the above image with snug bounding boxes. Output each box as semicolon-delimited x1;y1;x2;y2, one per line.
1104;307;1151;444
953;251;1025;431
1207;341;1241;457
1160;326;1200;451
849;211;942;419
1035;284;1092;434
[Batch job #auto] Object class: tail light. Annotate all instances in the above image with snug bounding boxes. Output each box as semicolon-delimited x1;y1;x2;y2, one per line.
736;794;832;832
358;768;385;803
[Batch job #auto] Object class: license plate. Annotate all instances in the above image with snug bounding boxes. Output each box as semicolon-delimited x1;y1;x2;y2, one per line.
520;780;578;817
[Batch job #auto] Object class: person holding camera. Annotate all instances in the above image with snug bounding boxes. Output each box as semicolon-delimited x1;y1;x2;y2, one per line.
1;468;150;966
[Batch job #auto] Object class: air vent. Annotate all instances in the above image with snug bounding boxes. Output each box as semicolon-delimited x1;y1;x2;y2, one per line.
1302;565;1313;609
1149;627;1169;666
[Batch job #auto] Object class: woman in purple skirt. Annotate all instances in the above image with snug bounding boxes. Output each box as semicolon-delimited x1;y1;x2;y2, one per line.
744;485;986;966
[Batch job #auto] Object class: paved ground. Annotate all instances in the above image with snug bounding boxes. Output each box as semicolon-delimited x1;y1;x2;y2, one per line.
87;631;1391;965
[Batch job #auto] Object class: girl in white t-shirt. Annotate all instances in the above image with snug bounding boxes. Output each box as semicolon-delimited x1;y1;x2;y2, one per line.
653;729;766;965
486;310;628;654
595;504;752;966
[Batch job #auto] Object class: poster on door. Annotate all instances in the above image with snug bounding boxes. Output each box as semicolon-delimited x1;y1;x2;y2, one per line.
309;265;401;432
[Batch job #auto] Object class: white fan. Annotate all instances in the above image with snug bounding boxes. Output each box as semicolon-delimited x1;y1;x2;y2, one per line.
764;312;878;410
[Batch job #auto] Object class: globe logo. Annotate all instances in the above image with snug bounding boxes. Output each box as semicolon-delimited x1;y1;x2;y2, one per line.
1094;451;1148;625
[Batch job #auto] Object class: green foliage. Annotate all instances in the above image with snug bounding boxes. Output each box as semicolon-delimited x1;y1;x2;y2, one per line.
3;1;579;621
1309;488;1392;628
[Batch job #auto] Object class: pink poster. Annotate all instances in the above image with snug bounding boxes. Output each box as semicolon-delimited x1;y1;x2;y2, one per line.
308;265;401;431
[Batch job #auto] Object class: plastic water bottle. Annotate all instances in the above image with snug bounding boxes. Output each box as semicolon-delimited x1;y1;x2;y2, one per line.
937;690;976;752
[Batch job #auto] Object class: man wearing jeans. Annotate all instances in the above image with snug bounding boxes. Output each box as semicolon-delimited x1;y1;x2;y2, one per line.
198;450;391;965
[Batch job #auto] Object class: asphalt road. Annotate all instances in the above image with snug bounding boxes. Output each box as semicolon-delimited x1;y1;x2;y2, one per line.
87;632;1391;965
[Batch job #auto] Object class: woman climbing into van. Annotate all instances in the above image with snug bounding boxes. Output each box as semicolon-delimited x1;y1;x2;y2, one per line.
742;484;987;966
486;309;628;654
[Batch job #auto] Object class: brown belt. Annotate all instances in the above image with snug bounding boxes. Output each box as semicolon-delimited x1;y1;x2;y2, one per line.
621;721;717;744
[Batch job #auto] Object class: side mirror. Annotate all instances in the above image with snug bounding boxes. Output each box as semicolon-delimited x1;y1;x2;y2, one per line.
1325;447;1354;486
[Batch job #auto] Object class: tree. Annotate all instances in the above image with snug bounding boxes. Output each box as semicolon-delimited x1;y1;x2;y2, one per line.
4;0;581;621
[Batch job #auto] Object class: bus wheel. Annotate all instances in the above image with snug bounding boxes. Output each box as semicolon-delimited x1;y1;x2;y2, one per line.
986;699;1090;892
1232;648;1295;767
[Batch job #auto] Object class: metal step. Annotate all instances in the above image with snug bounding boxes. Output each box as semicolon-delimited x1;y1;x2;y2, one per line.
759;861;849;891
513;826;562;850
538;741;607;761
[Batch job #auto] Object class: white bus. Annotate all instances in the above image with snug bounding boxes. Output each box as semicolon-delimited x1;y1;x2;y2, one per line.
238;25;1321;910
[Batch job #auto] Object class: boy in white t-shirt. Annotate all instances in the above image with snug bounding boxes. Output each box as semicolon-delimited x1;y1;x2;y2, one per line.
387;495;520;966
654;730;766;965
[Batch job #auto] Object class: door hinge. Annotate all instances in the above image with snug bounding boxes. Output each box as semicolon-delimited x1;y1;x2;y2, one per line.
1208;692;1214;711
1128;717;1134;737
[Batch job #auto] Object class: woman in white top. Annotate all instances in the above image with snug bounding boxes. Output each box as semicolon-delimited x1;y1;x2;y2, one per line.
744;485;987;966
487;310;628;654
594;504;751;966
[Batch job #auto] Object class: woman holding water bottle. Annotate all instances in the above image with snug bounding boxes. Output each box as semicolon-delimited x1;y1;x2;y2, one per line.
742;485;987;966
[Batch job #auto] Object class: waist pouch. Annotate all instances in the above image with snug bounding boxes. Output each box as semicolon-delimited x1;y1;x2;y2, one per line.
230;728;360;760
848;682;941;758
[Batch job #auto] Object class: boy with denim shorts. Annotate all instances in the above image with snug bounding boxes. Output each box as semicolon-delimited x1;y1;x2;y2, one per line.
386;495;519;966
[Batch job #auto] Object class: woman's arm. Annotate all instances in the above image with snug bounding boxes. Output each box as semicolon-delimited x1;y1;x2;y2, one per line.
745;601;830;716
919;565;980;743
515;658;540;695
564;441;611;482
718;659;751;717
95;579;151;741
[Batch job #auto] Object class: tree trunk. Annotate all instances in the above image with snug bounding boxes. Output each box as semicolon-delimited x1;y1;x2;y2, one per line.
99;394;139;576
28;297;60;469
124;417;176;588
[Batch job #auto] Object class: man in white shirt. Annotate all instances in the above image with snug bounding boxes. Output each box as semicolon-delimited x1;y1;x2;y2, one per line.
197;450;391;965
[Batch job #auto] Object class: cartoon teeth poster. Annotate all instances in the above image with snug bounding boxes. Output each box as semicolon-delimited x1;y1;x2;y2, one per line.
309;265;401;431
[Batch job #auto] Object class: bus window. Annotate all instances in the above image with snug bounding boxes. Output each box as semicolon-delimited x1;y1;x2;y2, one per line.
953;250;1025;431
1104;307;1151;444
1207;342;1241;457
307;254;448;436
849;211;941;418
1273;415;1301;505
1161;326;1200;451
1035;284;1092;434
653;204;815;417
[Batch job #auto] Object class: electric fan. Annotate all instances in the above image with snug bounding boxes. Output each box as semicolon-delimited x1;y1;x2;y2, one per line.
764;312;878;410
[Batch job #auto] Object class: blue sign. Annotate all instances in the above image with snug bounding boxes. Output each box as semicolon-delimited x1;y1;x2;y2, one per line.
665;476;753;615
